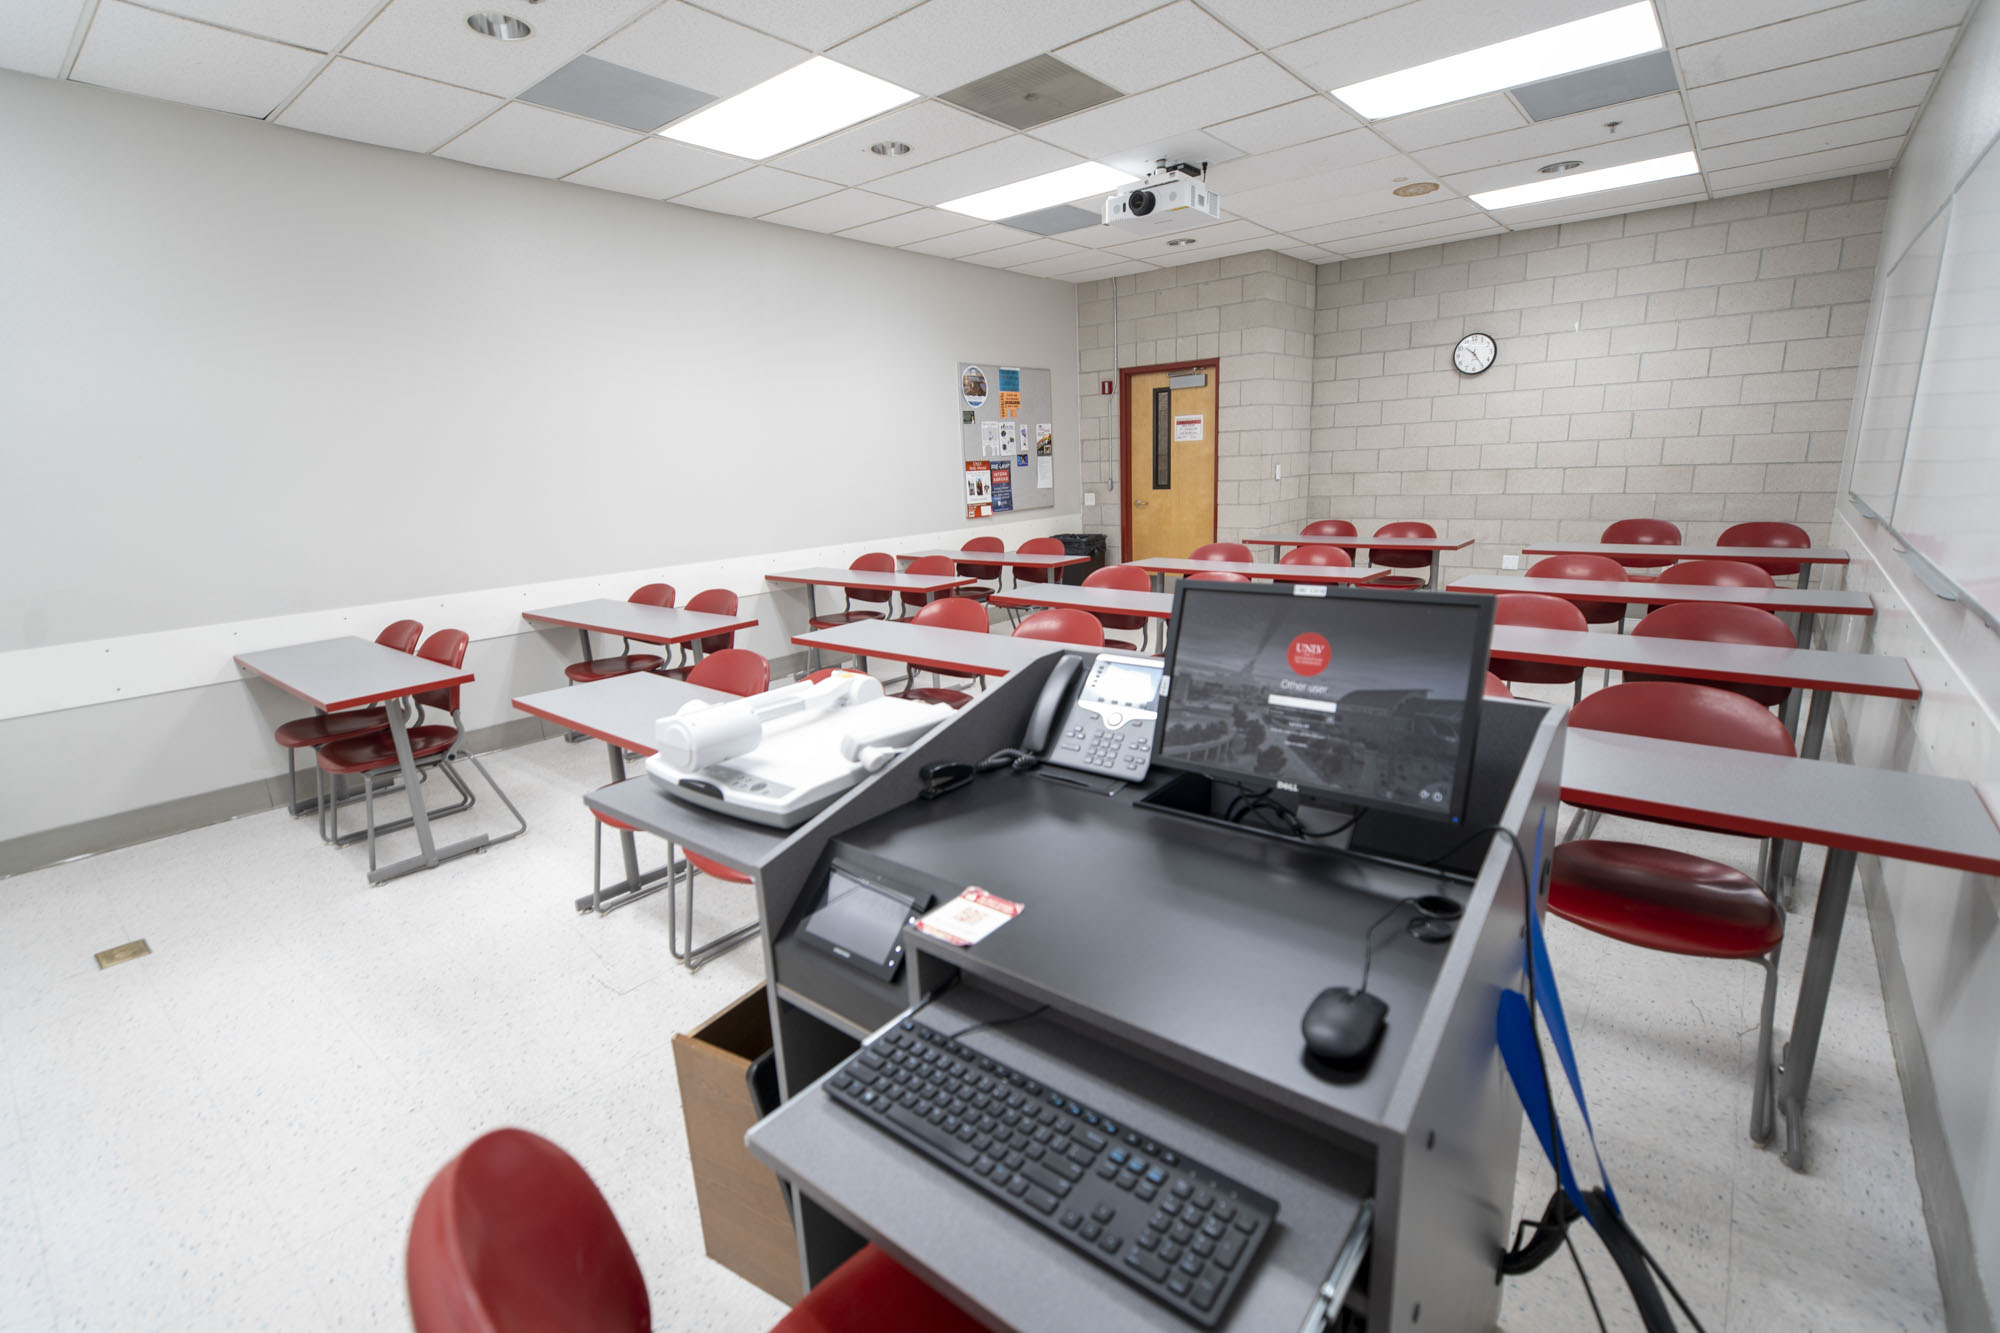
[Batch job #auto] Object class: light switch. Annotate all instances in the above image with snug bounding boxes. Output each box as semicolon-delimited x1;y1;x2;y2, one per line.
1084;492;1097;506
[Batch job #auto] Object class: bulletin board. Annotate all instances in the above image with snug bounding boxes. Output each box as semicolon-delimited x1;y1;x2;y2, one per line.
957;361;1055;519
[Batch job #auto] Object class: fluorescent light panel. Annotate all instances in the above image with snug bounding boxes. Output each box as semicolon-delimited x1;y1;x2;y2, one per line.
1332;2;1663;120
939;162;1137;221
1470;151;1699;209
659;57;916;159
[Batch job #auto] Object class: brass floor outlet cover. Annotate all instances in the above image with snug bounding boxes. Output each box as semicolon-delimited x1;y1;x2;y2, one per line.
94;939;151;970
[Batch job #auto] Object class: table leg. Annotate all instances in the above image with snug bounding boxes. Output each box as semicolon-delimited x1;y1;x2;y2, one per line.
366;702;491;884
1798;610;1818;652
563;629;593;742
1776;846;1857;1170
1427;553;1441;590
1798;564;1814;591
1800;689;1833;761
573;743;680;914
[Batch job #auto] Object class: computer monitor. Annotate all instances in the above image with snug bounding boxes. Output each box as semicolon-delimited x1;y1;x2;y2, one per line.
1155;581;1493;823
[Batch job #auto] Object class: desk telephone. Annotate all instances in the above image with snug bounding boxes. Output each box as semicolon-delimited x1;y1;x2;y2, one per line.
1023;652;1166;780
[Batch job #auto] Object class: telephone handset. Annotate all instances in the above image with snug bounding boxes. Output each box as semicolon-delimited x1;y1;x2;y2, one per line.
1028;650;1166;780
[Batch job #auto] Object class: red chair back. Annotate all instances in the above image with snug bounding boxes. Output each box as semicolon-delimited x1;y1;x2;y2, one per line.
1369;521;1436;570
958;536;1005;583
770;1243;985;1333
1718;521;1811;577
377;620;423;654
1015;609;1104;647
629;583;675;608
1630;603;1796;707
1483;672;1514;699
686;649;770;698
1600;518;1681;570
1302;519;1358;537
848;553;895;607
1186;571;1250;582
1526;553;1629;626
685;588;740;655
1570;681;1795;756
912;597;989;633
1083;563;1153;632
1656;559;1776;590
413;629;469;714
1489;593;1588;686
1279;544;1352;568
407;1128;647;1333
1012;536;1066;586
902;555;959;611
1190;542;1253;563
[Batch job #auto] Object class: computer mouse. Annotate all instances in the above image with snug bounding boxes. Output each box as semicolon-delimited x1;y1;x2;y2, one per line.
1301;987;1389;1066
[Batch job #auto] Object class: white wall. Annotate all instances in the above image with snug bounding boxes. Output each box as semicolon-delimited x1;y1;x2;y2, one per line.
1832;0;2000;1323
0;71;1080;852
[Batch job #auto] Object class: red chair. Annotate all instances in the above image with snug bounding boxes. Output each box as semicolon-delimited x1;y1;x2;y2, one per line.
1483;672;1515;699
1600;518;1681;573
1186;571;1250;583
1301;519;1358;537
1629;602;1795;708
953;536;1006;604
896;597;989;710
1190;542;1253;563
1552;682;1794;1141
273;618;421;829
1648;559;1776;615
565;584;675;683
1082;563;1153;651
408;1129;647;1333
771;1244;986;1333
1277;545;1353;579
1366;521;1437;589
898;555;962;617
1719;520;1812;579
1526;553;1630;628
1489;593;1590;703
811;555;895;629
1015;608;1104;647
658;651;771;968
658;588;740;680
317;630;526;872
1009;537;1068;586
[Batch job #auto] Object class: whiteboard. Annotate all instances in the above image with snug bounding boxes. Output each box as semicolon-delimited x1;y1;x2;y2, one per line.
1848;208;1947;517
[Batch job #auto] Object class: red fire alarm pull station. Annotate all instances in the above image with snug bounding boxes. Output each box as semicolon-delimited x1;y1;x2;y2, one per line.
1100;380;1113;394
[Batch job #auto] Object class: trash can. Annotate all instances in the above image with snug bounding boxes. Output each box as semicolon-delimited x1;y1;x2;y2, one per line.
1055;532;1106;585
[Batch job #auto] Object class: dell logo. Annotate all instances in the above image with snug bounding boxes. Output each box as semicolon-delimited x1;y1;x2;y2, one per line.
1275;780;1299;792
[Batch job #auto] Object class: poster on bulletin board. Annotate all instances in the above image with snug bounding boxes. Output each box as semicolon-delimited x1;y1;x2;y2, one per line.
958;361;1053;517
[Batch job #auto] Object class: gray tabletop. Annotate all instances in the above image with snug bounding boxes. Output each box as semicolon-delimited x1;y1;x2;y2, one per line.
768;566;975;592
1451;575;1875;614
1562;730;2000;874
512;673;731;754
234;636;471;711
897;548;1090;568
793;621;1071;676
990;586;1175;619
522;598;757;645
1249;534;1474;551
1131;558;1393;583
586;774;788;873
1489;625;1920;698
1522;542;1850;564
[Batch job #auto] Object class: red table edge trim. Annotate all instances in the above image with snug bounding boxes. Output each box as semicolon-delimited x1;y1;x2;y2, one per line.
1259;537;1475;550
765;574;976;590
1519;546;1850;563
988;592;1174;617
511;696;658;755
1488;646;1922;698
234;655;474;713
520;610;761;643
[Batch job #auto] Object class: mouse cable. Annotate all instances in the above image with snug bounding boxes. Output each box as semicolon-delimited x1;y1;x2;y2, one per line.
942;1003;1050;1043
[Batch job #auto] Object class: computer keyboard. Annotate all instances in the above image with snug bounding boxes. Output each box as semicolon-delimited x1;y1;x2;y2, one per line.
824;1018;1279;1327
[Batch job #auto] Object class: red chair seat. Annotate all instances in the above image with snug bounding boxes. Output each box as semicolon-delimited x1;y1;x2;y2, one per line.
899;686;975;709
274;708;390;748
685;848;751;884
810;610;887;629
565;654;665;683
1365;575;1427;589
317;724;457;775
772;1243;985;1333
1550;840;1782;959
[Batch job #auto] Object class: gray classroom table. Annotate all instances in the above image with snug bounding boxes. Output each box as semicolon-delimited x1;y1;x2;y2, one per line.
1562;728;2000;1171
1521;542;1850;589
989;584;1174;652
1451;573;1873;655
1128;557;1395;587
1245;534;1475;589
522;599;758;672
792;620;1072;678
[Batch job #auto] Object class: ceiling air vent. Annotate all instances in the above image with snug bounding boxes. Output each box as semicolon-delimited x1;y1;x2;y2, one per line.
940;55;1121;132
1511;49;1677;122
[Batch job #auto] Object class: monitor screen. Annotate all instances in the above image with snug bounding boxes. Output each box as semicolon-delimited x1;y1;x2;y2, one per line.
1155;582;1492;822
800;868;918;975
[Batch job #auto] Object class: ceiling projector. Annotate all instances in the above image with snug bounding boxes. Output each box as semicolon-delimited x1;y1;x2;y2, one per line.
1103;161;1221;233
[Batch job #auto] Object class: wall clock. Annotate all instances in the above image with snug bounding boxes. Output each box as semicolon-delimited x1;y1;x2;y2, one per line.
1453;332;1497;375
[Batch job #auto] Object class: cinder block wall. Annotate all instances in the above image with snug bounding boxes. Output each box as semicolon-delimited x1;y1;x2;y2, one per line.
1309;173;1887;584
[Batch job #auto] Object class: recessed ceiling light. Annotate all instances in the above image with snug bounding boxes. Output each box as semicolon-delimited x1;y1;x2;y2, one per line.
659;57;917;160
870;141;911;156
1392;182;1439;197
1539;160;1585;174
1166;237;1197;246
466;11;531;40
1470;150;1699;210
939;162;1137;221
1331;2;1663;120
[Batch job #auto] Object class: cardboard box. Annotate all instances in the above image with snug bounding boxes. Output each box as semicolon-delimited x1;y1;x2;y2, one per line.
672;985;803;1307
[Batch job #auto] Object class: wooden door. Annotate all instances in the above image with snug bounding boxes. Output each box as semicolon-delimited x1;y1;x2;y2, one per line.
1124;364;1218;560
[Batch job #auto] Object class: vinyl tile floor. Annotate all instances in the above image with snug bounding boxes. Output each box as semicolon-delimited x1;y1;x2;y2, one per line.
0;708;1945;1332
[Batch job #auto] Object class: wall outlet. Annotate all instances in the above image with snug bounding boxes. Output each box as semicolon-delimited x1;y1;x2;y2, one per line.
1084;492;1097;507
1502;553;1520;569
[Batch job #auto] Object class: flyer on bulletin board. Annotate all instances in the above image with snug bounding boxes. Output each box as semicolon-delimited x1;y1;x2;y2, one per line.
991;466;1013;512
964;460;992;518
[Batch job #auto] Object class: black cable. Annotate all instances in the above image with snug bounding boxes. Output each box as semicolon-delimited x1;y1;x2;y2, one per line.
1564;1229;1609;1333
1632;1229;1711;1333
1355;898;1419;994
944;1003;1050;1043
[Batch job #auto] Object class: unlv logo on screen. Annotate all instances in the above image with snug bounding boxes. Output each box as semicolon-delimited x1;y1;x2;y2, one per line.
1287;632;1331;676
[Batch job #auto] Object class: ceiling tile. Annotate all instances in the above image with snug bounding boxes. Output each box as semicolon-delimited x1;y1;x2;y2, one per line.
1053;2;1253;95
836;207;981;245
1273;0;1615;96
1013;247;1133;278
1103;216;1278;260
1371;95;1526;155
0;0;88;78
1205;130;1397;195
1034;55;1313;160
768;100;1008;186
1229;152;1447;232
590;2;808;101
902;222;1037;257
959;236;1086;268
1192;0;1407;49
1098;131;1243;181
1480;178;1707;230
346;0;657;99
518;55;713;132
1704;139;1903;193
1658;0;1846;47
670;163;837;214
1292;195;1483;244
1410;92;1687;179
1338;217;1504;256
680;0;924;52
1277;243;1342;263
866;135;1081;205
1207;96;1363;154
1440;124;1695;196
828;0;1158;96
1696;73;1930;148
134;0;382;52
434;102;642;178
70;3;323;118
758;187;913;232
1682;30;1955;120
1700;107;1917;172
1059;256;1160;281
276;59;501;153
1676;0;1964;88
563;135;746;197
